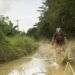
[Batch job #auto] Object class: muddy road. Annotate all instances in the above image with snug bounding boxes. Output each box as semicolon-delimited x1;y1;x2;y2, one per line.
0;41;75;75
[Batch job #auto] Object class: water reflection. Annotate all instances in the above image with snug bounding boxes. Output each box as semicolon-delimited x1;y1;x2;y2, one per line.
23;58;46;75
0;56;65;75
2;57;46;75
8;70;19;75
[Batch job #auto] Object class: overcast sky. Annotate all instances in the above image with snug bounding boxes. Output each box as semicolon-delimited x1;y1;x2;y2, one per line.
0;0;42;32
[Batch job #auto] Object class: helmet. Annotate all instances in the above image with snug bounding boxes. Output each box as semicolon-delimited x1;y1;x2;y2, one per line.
56;27;61;32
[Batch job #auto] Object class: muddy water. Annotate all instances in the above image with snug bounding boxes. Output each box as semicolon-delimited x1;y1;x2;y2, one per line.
0;43;52;75
0;57;48;75
0;53;61;75
0;42;75;75
0;56;62;75
0;57;31;75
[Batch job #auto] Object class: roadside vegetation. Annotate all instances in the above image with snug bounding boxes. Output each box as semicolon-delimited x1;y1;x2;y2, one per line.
0;16;38;63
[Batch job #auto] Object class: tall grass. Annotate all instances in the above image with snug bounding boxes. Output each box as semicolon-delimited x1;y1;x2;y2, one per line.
0;35;38;63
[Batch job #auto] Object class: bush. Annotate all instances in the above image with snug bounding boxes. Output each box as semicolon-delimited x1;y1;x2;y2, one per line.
9;35;38;55
0;35;38;63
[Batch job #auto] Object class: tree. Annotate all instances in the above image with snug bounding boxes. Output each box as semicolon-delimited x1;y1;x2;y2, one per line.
36;0;75;39
27;27;39;39
0;15;19;36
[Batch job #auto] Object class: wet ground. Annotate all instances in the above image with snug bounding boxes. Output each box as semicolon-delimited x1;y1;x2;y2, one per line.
0;41;75;75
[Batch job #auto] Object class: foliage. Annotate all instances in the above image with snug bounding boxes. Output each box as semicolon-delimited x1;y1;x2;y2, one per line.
0;15;19;36
0;35;38;63
36;0;75;39
27;27;39;39
0;16;38;63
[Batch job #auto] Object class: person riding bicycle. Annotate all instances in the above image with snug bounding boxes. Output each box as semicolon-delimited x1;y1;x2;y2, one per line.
52;27;66;63
52;27;65;47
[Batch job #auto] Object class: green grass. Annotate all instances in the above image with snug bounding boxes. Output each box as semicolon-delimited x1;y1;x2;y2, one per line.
0;35;38;63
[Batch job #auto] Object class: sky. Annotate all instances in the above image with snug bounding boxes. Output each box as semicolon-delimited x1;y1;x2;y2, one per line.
0;0;42;32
